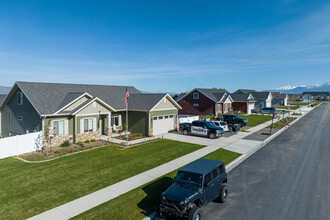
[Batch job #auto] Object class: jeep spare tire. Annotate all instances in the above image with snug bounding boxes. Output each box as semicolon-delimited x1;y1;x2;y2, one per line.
219;185;228;203
188;206;203;220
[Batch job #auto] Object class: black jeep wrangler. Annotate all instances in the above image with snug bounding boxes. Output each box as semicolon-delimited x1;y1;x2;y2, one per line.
157;159;228;220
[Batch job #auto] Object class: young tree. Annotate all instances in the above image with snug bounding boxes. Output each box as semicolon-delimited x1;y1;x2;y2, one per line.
43;120;54;156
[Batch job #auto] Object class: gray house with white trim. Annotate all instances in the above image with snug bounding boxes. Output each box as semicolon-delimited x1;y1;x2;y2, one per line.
0;82;181;147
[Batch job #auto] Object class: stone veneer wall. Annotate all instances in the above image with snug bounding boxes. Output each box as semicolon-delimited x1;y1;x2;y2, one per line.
46;134;73;148
76;131;100;143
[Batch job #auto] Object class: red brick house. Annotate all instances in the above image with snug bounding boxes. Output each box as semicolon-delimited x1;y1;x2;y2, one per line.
177;88;233;116
230;93;256;114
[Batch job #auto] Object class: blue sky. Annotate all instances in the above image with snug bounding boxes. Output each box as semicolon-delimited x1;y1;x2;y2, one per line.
0;0;329;93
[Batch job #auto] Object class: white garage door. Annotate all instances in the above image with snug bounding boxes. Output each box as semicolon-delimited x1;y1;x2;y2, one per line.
153;115;175;135
266;99;272;107
247;103;255;114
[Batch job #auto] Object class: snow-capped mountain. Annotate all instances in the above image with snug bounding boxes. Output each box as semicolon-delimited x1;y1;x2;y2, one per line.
265;82;330;94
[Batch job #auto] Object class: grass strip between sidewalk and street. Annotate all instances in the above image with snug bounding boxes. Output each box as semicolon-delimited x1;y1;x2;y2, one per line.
73;148;241;220
0;139;205;220
267;117;296;129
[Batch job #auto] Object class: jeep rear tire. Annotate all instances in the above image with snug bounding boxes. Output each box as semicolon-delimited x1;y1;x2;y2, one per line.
183;129;189;135
188;206;203;220
219;185;228;203
209;132;216;139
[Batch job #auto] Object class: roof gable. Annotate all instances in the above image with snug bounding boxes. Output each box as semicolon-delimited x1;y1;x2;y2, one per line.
15;82;141;115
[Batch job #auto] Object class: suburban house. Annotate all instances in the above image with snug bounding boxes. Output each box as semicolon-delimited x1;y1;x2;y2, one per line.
172;93;185;102
0;82;181;146
177;88;233;116
302;92;329;102
233;89;256;94
233;89;272;110
271;92;288;106
230;93;256;114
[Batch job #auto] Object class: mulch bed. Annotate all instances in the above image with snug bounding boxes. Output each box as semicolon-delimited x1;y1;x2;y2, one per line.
18;140;109;162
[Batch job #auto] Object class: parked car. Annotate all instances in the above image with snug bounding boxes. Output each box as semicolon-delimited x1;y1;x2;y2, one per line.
179;120;224;139
157;159;228;220
211;121;229;132
223;114;248;127
258;107;277;115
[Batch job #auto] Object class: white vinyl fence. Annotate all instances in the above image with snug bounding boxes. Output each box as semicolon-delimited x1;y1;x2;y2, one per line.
178;115;199;124
0;132;43;159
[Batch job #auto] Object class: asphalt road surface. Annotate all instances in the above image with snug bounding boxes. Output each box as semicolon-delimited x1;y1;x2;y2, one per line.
203;103;330;220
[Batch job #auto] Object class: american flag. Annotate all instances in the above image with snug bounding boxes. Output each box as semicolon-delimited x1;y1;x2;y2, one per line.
125;86;129;103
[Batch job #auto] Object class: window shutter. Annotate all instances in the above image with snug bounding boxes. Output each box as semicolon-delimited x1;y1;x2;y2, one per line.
93;118;97;131
64;120;69;135
80;119;84;134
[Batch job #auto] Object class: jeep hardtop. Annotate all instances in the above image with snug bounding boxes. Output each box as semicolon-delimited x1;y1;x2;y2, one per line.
157;159;228;220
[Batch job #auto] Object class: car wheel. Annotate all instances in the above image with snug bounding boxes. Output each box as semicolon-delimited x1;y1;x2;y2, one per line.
240;122;244;127
219;185;228;203
183;129;189;135
188;206;203;220
209;132;215;139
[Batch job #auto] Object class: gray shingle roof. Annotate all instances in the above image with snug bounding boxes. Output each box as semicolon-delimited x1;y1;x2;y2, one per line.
128;94;167;111
302;91;329;96
0;86;10;95
195;88;227;102
234;89;257;94
230;93;255;102
272;93;287;99
250;92;270;99
59;98;95;115
0;94;6;106
16;82;141;115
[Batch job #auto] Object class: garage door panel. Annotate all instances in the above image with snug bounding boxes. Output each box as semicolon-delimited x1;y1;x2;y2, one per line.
153;115;175;135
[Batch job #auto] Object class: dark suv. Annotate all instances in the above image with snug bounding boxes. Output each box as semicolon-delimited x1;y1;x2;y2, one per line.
223;114;248;127
157;159;228;220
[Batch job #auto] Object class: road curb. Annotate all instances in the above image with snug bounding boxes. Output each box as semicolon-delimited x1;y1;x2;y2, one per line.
143;104;320;220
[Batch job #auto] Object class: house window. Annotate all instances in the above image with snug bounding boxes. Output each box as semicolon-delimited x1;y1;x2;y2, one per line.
84;118;93;132
53;120;64;136
111;115;120;126
193;103;199;107
193;92;199;99
165;116;169;119
169;115;174;118
17;92;23;105
153;117;157;120
17;116;23;121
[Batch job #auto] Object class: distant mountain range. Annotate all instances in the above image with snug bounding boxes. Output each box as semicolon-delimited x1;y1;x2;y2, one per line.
0;86;10;94
264;82;330;94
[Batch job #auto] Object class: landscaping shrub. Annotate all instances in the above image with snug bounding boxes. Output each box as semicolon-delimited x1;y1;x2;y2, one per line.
131;133;143;138
61;140;70;147
91;139;96;142
85;139;90;143
77;141;83;145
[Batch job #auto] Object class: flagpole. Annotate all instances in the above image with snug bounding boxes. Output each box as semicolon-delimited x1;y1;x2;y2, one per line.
126;100;128;146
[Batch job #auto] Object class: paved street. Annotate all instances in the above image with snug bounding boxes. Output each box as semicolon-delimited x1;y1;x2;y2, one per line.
204;103;330;220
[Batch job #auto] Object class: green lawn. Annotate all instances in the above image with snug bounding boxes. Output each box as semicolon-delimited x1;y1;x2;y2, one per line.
238;114;273;126
0;139;204;220
267;117;296;129
273;105;299;110
73;148;241;220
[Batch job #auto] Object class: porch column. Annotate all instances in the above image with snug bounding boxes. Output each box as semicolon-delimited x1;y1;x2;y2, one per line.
107;112;112;135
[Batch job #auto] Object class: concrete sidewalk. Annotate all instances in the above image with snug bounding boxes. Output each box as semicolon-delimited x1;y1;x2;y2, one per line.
28;105;315;220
